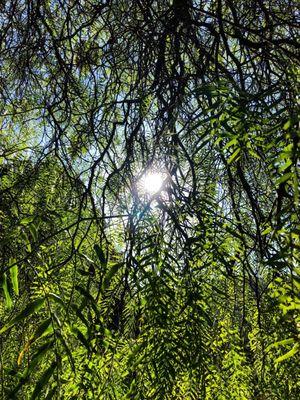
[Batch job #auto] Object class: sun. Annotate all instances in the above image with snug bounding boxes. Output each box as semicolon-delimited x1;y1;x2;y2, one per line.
140;171;165;195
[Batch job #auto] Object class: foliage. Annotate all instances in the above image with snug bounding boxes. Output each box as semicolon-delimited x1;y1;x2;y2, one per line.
0;1;299;399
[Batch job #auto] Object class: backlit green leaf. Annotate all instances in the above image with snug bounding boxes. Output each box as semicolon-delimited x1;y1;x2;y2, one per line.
1;273;12;310
9;261;19;296
275;343;299;363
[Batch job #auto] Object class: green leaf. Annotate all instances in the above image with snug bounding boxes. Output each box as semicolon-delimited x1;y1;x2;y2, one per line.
283;119;291;130
94;244;106;266
47;292;65;307
223;138;237;150
80;252;95;265
276;172;292;185
75;285;96;303
71;303;89;327
262;227;272;235
17;318;53;366
279;159;292;173
266;338;295;351
9;261;19;296
56;331;75;372
45;386;57;400
20;216;35;225
75;285;99;317
275;343;299;363
30;361;57;400
0;298;45;334
71;326;90;351
29;224;38;242
20;230;31;252
1;273;12;309
32;318;53;342
29;340;55;374
102;262;124;290
228;148;241;164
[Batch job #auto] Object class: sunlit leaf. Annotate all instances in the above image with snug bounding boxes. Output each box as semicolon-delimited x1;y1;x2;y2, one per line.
1;273;12;310
228;148;241;164
275;343;299;363
9;261;19;296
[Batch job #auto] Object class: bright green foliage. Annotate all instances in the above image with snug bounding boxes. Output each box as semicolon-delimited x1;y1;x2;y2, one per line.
0;0;299;399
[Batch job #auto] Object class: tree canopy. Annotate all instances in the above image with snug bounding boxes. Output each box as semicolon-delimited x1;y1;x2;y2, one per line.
0;1;299;399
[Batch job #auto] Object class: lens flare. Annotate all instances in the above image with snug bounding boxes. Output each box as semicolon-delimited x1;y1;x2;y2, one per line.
140;172;164;195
